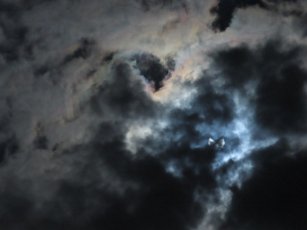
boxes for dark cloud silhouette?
[81,133,209,230]
[211,45,256,87]
[132,52,170,91]
[62,38,95,65]
[1,37,306,229]
[210,0,266,31]
[0,47,233,229]
[33,65,50,78]
[32,123,49,150]
[256,62,307,133]
[0,0,306,229]
[33,37,96,80]
[102,51,117,64]
[221,140,307,230]
[210,0,300,31]
[211,40,307,134]
[0,118,218,230]
[90,61,157,119]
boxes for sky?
[0,0,307,229]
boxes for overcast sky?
[0,0,307,229]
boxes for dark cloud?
[0,119,217,230]
[82,135,208,230]
[211,40,307,134]
[33,64,50,78]
[0,116,18,165]
[90,60,157,119]
[211,45,256,87]
[132,52,170,91]
[0,48,230,229]
[253,42,307,134]
[0,1,61,64]
[102,51,117,64]
[32,123,49,150]
[210,0,300,31]
[0,0,306,229]
[1,37,306,229]
[33,38,96,81]
[256,62,307,133]
[0,135,18,164]
[62,38,95,65]
[33,135,48,150]
[221,140,307,230]
[210,0,266,32]
[0,1,29,62]
[0,189,33,230]
[60,38,307,229]
[44,117,220,230]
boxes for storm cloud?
[0,0,307,229]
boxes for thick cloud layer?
[212,40,307,133]
[0,0,307,230]
[221,140,307,230]
[208,40,307,230]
